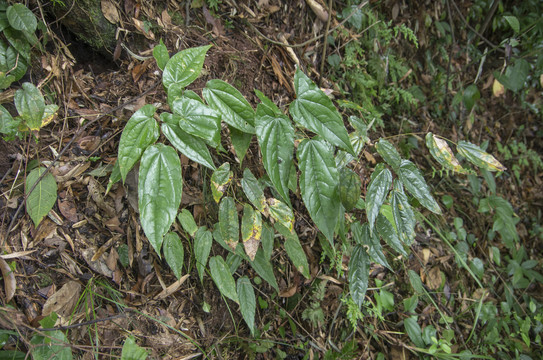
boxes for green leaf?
[209,256,239,303]
[121,337,148,360]
[338,168,361,212]
[241,204,262,261]
[30,330,73,360]
[349,245,369,307]
[210,163,233,203]
[352,222,391,270]
[3,28,30,62]
[404,317,424,348]
[106,161,121,195]
[171,97,221,147]
[503,15,520,33]
[219,196,239,251]
[261,222,274,261]
[203,79,255,133]
[237,276,256,335]
[162,45,211,89]
[229,126,253,164]
[255,89,282,116]
[194,227,213,283]
[495,59,530,92]
[457,140,506,172]
[153,39,169,71]
[425,133,469,174]
[376,213,407,256]
[161,119,216,170]
[7,4,37,33]
[0,41,28,81]
[463,84,480,112]
[375,139,402,171]
[0,104,20,139]
[177,209,198,237]
[255,114,294,204]
[267,198,294,232]
[398,159,441,214]
[163,232,184,279]
[276,223,310,279]
[41,104,59,128]
[366,164,392,233]
[26,167,57,227]
[14,82,44,130]
[241,168,266,213]
[297,139,340,242]
[249,247,279,292]
[118,104,158,182]
[391,181,415,245]
[138,144,182,255]
[408,270,425,294]
[289,69,353,153]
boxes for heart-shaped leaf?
[398,159,441,214]
[118,104,158,182]
[163,45,211,89]
[297,139,340,242]
[209,256,239,303]
[289,68,353,153]
[203,79,255,133]
[14,82,44,130]
[171,97,221,147]
[161,118,216,170]
[26,167,57,227]
[255,115,294,204]
[138,144,182,254]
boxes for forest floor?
[0,0,542,359]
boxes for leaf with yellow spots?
[40,104,59,128]
[241,169,266,213]
[457,140,506,172]
[425,133,471,174]
[241,204,262,261]
[219,196,239,251]
[267,198,294,231]
[211,162,233,203]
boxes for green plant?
[0,2,40,89]
[111,43,507,338]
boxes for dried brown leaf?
[42,280,81,317]
[0,257,16,302]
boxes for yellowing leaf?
[425,133,469,174]
[211,163,233,203]
[40,104,59,128]
[492,78,505,97]
[267,198,294,231]
[241,205,262,261]
[457,140,506,172]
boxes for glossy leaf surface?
[297,139,340,242]
[26,167,57,227]
[118,104,158,182]
[203,79,255,133]
[229,126,253,163]
[237,277,256,335]
[255,114,294,204]
[267,198,294,232]
[366,163,392,233]
[290,69,352,153]
[398,159,441,214]
[177,209,198,237]
[153,39,169,70]
[7,4,37,33]
[353,222,391,270]
[391,181,415,245]
[255,89,282,116]
[375,139,402,171]
[209,256,239,303]
[171,97,221,147]
[163,232,184,279]
[138,144,182,254]
[161,118,215,170]
[219,196,239,251]
[210,163,233,203]
[457,140,506,172]
[163,45,211,89]
[241,168,266,213]
[349,245,369,307]
[376,213,407,256]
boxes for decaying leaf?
[0,257,16,302]
[241,205,262,261]
[42,280,81,318]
